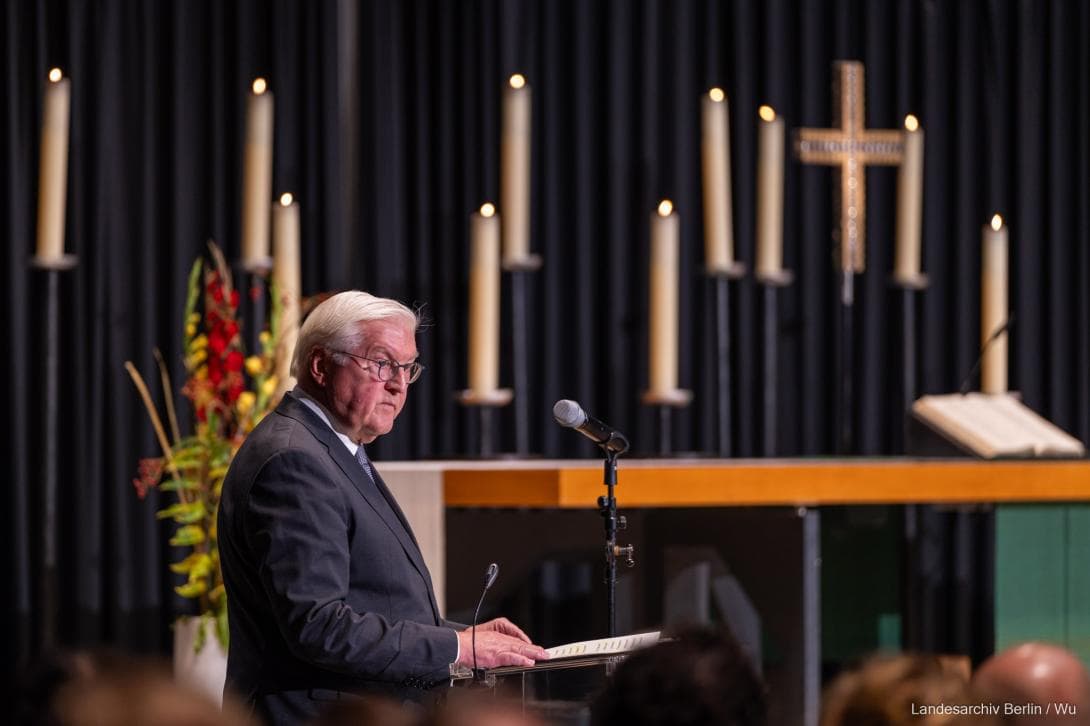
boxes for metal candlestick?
[31,252,78,650]
[705,262,745,457]
[456,389,514,458]
[641,390,692,456]
[893,272,928,450]
[756,268,793,457]
[504,256,541,455]
[239,260,271,355]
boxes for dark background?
[2,0,1087,671]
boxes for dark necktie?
[354,445,376,484]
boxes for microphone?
[553,399,630,455]
[958,315,1015,395]
[471,563,499,675]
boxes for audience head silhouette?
[591,627,767,726]
[974,642,1090,726]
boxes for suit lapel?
[277,393,438,618]
[366,463,441,621]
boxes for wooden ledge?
[441,459,1090,508]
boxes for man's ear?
[308,348,328,386]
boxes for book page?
[990,395,1085,456]
[913,394,1084,458]
[546,631,661,659]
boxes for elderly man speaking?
[218,291,547,725]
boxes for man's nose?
[385,370,409,390]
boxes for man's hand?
[473,617,532,643]
[456,618,549,669]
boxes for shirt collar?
[293,387,361,457]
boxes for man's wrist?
[450,626,461,668]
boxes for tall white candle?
[755,105,785,280]
[468,203,501,393]
[501,74,531,267]
[981,213,1008,394]
[241,78,274,269]
[272,193,301,391]
[649,200,680,394]
[895,114,924,283]
[36,68,71,263]
[702,88,735,273]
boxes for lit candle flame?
[991,214,1003,231]
[758,105,776,122]
[280,193,294,206]
[48,68,63,83]
[904,114,919,132]
[657,199,673,217]
[709,87,725,103]
[480,202,496,218]
[509,74,526,90]
[252,78,267,95]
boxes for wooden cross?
[796,61,903,273]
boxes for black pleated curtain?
[2,0,1088,669]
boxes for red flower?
[223,320,239,341]
[231,289,241,308]
[227,382,244,403]
[132,457,164,499]
[208,331,227,356]
[225,350,244,372]
[209,283,224,304]
[208,357,224,385]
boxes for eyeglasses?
[335,350,425,384]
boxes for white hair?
[290,291,419,380]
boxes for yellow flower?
[262,376,278,398]
[236,391,256,416]
[194,365,208,381]
[244,356,264,376]
[191,334,208,350]
[188,312,200,325]
[259,331,271,346]
[186,349,207,368]
[185,322,197,338]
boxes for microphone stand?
[597,436,632,637]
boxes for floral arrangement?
[126,243,282,652]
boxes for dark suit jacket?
[218,391,459,725]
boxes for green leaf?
[169,525,205,546]
[169,552,212,576]
[155,501,207,524]
[193,614,208,652]
[159,478,202,493]
[175,580,208,599]
[216,606,230,651]
[183,259,202,342]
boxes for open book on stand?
[450,630,662,681]
[909,393,1085,459]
